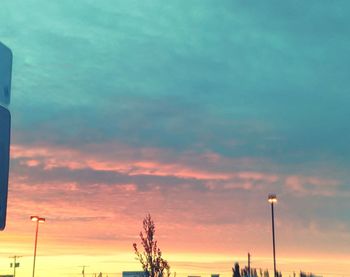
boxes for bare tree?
[133,214,170,277]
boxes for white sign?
[0,42,12,106]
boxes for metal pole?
[9,255,21,277]
[32,220,39,277]
[271,202,276,277]
[248,252,251,277]
[13,256,16,277]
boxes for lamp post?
[30,216,45,277]
[268,194,277,277]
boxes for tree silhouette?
[241,266,248,277]
[232,262,241,277]
[133,214,170,277]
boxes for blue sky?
[3,1,349,162]
[1,1,350,275]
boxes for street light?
[30,216,45,277]
[268,194,277,277]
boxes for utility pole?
[9,255,21,277]
[79,265,89,277]
[248,252,251,277]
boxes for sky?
[1,0,350,276]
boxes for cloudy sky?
[1,1,350,276]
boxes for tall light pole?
[30,216,45,277]
[268,194,277,277]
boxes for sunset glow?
[1,1,350,277]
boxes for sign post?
[0,41,12,230]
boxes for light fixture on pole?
[268,194,277,277]
[30,216,45,277]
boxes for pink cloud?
[285,175,339,196]
[11,144,277,184]
[5,137,350,277]
[6,143,348,265]
[11,143,343,200]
